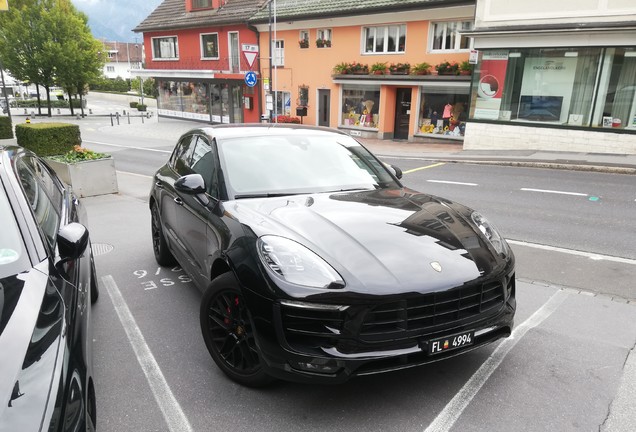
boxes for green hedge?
[12,99,86,109]
[0,117,12,139]
[15,123,81,156]
[129,101,138,108]
[137,104,147,112]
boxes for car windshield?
[219,133,399,198]
[0,184,29,279]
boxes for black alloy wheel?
[151,203,176,266]
[200,273,273,387]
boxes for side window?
[16,157,62,250]
[191,137,220,198]
[172,135,197,176]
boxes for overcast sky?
[71,0,164,42]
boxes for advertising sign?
[474,51,509,120]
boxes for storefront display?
[341,86,381,128]
[418,88,469,137]
[469,47,636,131]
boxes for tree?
[52,1,105,117]
[0,0,52,115]
[0,0,104,116]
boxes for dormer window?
[192,0,212,9]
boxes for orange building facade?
[252,4,475,141]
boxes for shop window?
[272,40,284,67]
[158,80,210,116]
[430,21,472,52]
[201,33,219,59]
[275,91,291,116]
[418,90,469,137]
[468,47,636,132]
[363,25,406,54]
[593,48,636,130]
[152,36,179,60]
[341,86,381,128]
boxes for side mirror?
[389,164,403,180]
[175,173,212,207]
[57,223,89,261]
[175,174,206,195]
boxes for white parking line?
[520,187,587,197]
[427,180,478,186]
[102,275,193,432]
[84,140,172,153]
[508,240,636,266]
[423,289,569,432]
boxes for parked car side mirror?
[175,174,212,207]
[387,164,403,179]
[57,222,89,261]
[175,174,206,195]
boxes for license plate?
[427,330,475,355]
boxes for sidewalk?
[358,137,636,175]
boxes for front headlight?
[257,236,344,289]
[471,212,509,257]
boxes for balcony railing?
[146,56,254,73]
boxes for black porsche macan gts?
[150,124,515,386]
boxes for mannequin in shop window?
[443,102,453,128]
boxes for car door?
[160,134,197,267]
[170,135,220,286]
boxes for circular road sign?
[244,71,257,88]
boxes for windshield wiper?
[233,192,306,199]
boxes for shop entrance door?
[318,89,330,126]
[394,88,411,140]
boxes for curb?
[376,155,636,175]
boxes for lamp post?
[1,58,12,125]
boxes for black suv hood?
[227,188,503,295]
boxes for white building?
[101,40,144,80]
[464,0,636,154]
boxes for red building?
[134,0,263,123]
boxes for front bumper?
[246,273,516,384]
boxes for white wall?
[464,122,636,154]
[475,0,636,28]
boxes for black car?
[150,124,515,386]
[0,146,97,430]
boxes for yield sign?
[242,44,259,69]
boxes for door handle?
[174,197,184,206]
[155,181,163,189]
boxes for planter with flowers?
[389,62,410,75]
[435,61,460,75]
[370,62,388,75]
[47,145,118,197]
[410,62,432,75]
[316,39,332,48]
[459,60,473,75]
[332,62,349,75]
[348,62,369,75]
[299,39,309,49]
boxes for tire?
[151,203,176,267]
[90,252,99,304]
[200,273,274,387]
